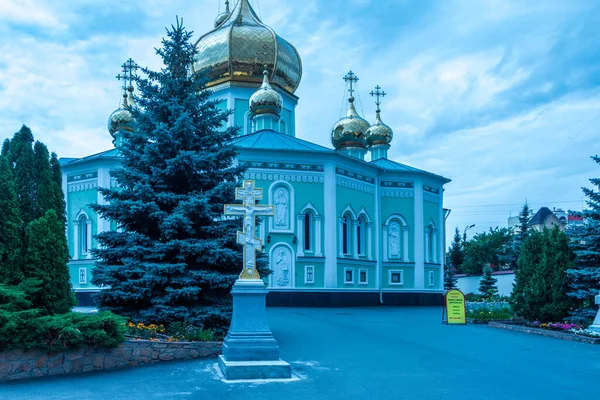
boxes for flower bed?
[466,301,513,323]
[488,321,600,344]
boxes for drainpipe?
[376,171,383,304]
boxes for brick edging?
[488,322,600,344]
[0,339,223,381]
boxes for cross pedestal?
[588,293,600,333]
[219,181,291,380]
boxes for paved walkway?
[1,307,598,400]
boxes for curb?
[488,322,600,344]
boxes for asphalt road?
[2,307,598,400]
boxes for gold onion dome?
[249,70,283,117]
[331,97,370,150]
[193,0,302,94]
[365,110,393,147]
[108,86,135,138]
[214,0,230,28]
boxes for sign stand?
[442,289,466,325]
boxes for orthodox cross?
[343,70,359,98]
[370,85,386,111]
[224,180,274,280]
[116,58,138,91]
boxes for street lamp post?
[463,224,475,243]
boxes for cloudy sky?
[1,0,599,244]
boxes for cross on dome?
[116,58,138,91]
[343,71,359,98]
[370,85,387,111]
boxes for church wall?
[424,266,441,289]
[67,187,98,259]
[423,200,440,233]
[234,98,249,131]
[382,264,415,289]
[380,196,415,262]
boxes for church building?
[60,0,451,307]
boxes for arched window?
[280,120,287,135]
[79,215,88,255]
[427,227,434,262]
[342,215,350,255]
[357,217,365,256]
[304,213,312,252]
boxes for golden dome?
[214,0,230,28]
[108,87,135,138]
[193,0,302,94]
[365,110,393,147]
[249,70,283,117]
[331,97,370,150]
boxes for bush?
[466,301,513,321]
[0,310,126,352]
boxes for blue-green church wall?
[234,98,249,130]
[424,267,440,289]
[423,200,439,232]
[382,264,415,289]
[381,196,415,261]
[67,189,98,259]
[294,260,325,288]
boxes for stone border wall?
[0,339,222,381]
[489,322,600,344]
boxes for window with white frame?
[79,215,88,255]
[429,271,435,287]
[427,227,434,262]
[342,215,351,255]
[357,217,366,256]
[344,267,354,284]
[359,268,368,285]
[79,268,87,284]
[389,270,404,285]
[304,213,312,252]
[305,265,315,284]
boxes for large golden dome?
[331,98,370,150]
[365,110,393,147]
[193,0,302,94]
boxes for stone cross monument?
[224,180,274,279]
[589,292,600,333]
[219,180,291,380]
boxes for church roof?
[60,148,122,167]
[232,130,334,153]
[370,158,451,182]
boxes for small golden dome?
[193,0,302,94]
[214,0,230,27]
[249,70,283,117]
[365,110,393,147]
[331,97,370,150]
[108,87,135,138]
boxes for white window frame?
[358,268,368,285]
[305,265,315,284]
[389,270,404,286]
[79,268,87,284]
[429,271,435,287]
[344,267,354,284]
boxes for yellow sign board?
[444,289,466,324]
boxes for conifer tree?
[511,228,576,321]
[49,152,66,222]
[567,155,600,322]
[33,142,60,221]
[91,19,259,330]
[479,265,498,300]
[518,202,532,236]
[507,202,533,271]
[23,210,76,315]
[7,126,37,225]
[1,139,10,157]
[447,227,465,273]
[443,264,458,291]
[0,156,23,284]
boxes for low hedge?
[0,310,126,352]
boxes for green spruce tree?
[567,155,600,323]
[443,264,458,291]
[91,19,262,331]
[447,227,465,273]
[23,210,75,315]
[511,228,576,321]
[1,139,10,157]
[49,152,66,222]
[7,126,37,225]
[0,156,23,284]
[478,265,498,300]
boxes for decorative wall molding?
[241,161,323,172]
[424,193,440,204]
[336,177,375,194]
[244,171,324,184]
[423,185,440,194]
[67,172,98,183]
[68,182,98,193]
[335,167,375,184]
[381,190,414,198]
[381,181,414,188]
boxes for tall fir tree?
[567,155,600,322]
[1,139,10,157]
[508,202,533,270]
[7,126,37,225]
[518,201,532,236]
[478,265,498,300]
[91,19,261,330]
[23,210,76,315]
[33,142,61,221]
[447,227,465,273]
[443,265,458,291]
[511,228,576,321]
[0,156,23,284]
[49,152,66,222]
